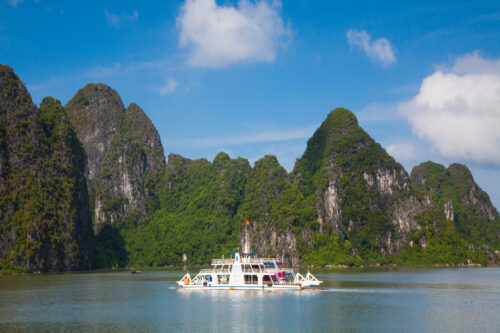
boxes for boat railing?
[244,258,282,264]
[199,268,231,274]
[240,267,294,274]
[242,268,257,273]
[263,268,294,274]
[200,267,294,274]
[211,259,234,265]
[211,257,283,265]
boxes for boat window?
[263,275,276,282]
[244,275,258,285]
[217,275,229,285]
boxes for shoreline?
[2,262,499,276]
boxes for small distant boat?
[177,221,322,290]
[130,268,141,274]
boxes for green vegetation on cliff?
[238,155,310,233]
[123,152,250,266]
[411,161,500,248]
[235,155,313,263]
[396,161,500,265]
[0,66,91,272]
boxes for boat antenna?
[244,220,251,253]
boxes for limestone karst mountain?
[292,108,414,260]
[65,84,165,231]
[1,65,499,272]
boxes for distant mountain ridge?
[1,65,499,272]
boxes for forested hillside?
[123,152,250,266]
[0,66,91,273]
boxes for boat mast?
[244,220,251,253]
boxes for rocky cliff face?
[0,65,91,272]
[65,84,124,180]
[292,108,420,258]
[65,85,165,231]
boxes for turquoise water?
[1,267,499,332]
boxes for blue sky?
[1,0,500,209]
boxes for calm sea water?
[0,267,499,332]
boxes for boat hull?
[177,284,306,290]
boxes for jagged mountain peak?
[0,64,14,72]
[294,108,362,170]
[40,96,62,108]
[167,153,191,164]
[65,83,125,180]
[324,107,359,130]
[71,83,123,104]
[448,163,474,183]
[0,64,37,116]
[125,102,154,125]
[123,102,165,170]
[0,64,45,168]
[410,161,476,192]
[255,154,280,165]
[65,83,124,125]
[213,151,231,165]
[0,64,17,82]
[294,107,407,195]
[411,160,498,222]
[410,161,447,191]
[254,154,286,174]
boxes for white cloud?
[159,77,178,96]
[347,29,396,66]
[104,10,138,29]
[449,51,500,74]
[399,52,500,166]
[177,0,290,68]
[385,142,418,166]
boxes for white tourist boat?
[177,223,322,290]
